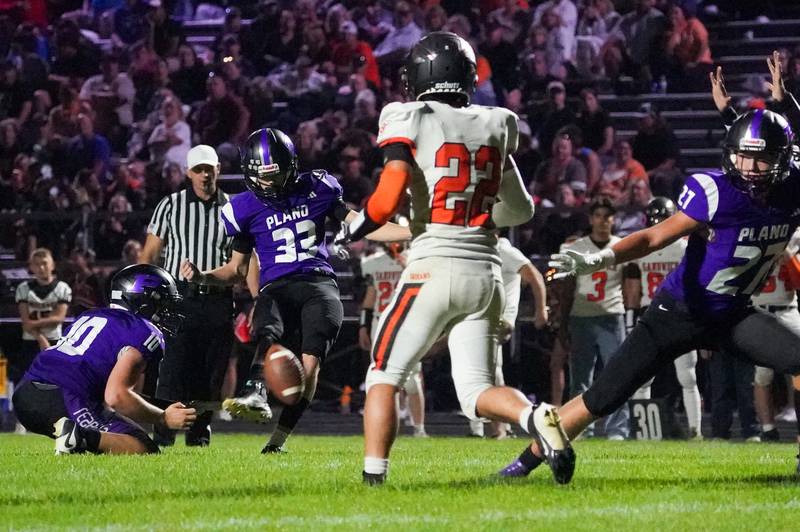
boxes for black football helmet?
[723,109,793,197]
[645,197,676,227]
[109,264,183,336]
[402,31,477,105]
[240,128,299,203]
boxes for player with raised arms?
[181,128,409,454]
[12,264,196,455]
[335,31,574,485]
[504,108,800,476]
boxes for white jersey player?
[359,245,427,437]
[335,31,573,485]
[751,228,800,440]
[622,197,703,439]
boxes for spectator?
[576,88,614,157]
[335,141,374,208]
[66,112,112,182]
[49,21,99,84]
[332,21,380,88]
[113,0,151,46]
[597,139,648,203]
[424,4,448,34]
[95,192,137,260]
[352,89,379,133]
[192,74,250,148]
[631,104,679,173]
[13,248,71,389]
[520,52,554,98]
[664,3,712,92]
[537,183,590,254]
[262,9,303,69]
[574,0,614,79]
[532,132,587,205]
[62,247,103,316]
[357,0,394,47]
[513,120,542,189]
[0,61,32,123]
[488,0,531,47]
[561,125,602,194]
[148,2,180,57]
[481,21,519,97]
[540,7,574,78]
[48,86,83,140]
[374,1,422,64]
[535,80,577,158]
[295,119,327,171]
[169,44,209,106]
[302,23,331,65]
[147,96,191,168]
[79,54,135,144]
[0,118,21,177]
[602,0,667,91]
[615,179,652,235]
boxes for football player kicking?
[12,264,196,455]
[181,128,409,454]
[335,32,574,485]
[503,108,800,477]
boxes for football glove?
[548,248,615,279]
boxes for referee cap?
[187,145,219,170]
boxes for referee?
[140,144,233,447]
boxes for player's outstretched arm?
[105,347,197,430]
[550,212,701,278]
[493,156,535,227]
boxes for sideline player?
[360,241,428,437]
[12,264,196,454]
[470,234,548,438]
[182,128,409,453]
[623,197,703,439]
[505,108,800,476]
[335,32,574,485]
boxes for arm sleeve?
[133,321,166,362]
[56,282,72,304]
[147,196,171,239]
[219,199,243,237]
[492,155,535,227]
[677,173,719,223]
[231,233,255,254]
[15,282,28,304]
[319,172,349,222]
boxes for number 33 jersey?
[220,171,341,286]
[661,169,800,315]
[377,100,519,265]
[24,308,164,398]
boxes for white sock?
[468,418,484,437]
[682,386,702,435]
[518,405,533,434]
[268,427,290,448]
[364,456,389,475]
[763,423,775,432]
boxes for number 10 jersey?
[377,100,519,266]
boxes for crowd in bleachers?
[0,0,783,267]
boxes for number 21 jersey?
[377,100,518,265]
[661,169,800,315]
[220,171,340,286]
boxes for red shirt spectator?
[332,21,380,87]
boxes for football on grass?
[264,344,305,405]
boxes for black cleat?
[362,471,386,485]
[527,403,576,484]
[261,444,286,454]
[761,428,780,442]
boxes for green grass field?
[3,434,800,531]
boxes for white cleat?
[222,381,273,423]
[529,403,576,484]
[53,417,81,455]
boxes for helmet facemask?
[722,145,791,198]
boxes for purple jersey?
[661,169,800,315]
[220,170,342,286]
[24,308,164,400]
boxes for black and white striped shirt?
[147,187,232,280]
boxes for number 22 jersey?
[661,169,800,316]
[220,171,342,286]
[377,100,519,265]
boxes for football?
[264,343,305,405]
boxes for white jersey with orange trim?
[753,228,800,307]
[498,237,530,324]
[562,235,624,317]
[361,249,405,332]
[376,100,520,266]
[635,238,686,307]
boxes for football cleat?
[53,417,82,455]
[796,452,800,475]
[527,403,576,484]
[761,428,780,442]
[498,459,533,478]
[222,380,273,423]
[261,444,286,454]
[362,471,386,486]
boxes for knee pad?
[754,366,775,387]
[403,372,421,395]
[364,365,402,393]
[455,381,493,421]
